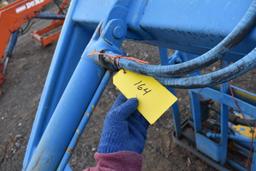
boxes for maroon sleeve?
[84,151,143,171]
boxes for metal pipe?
[23,0,81,167]
[3,31,19,74]
[227,159,248,171]
[206,132,255,145]
[35,12,65,20]
[6,31,18,57]
[25,56,105,171]
[57,71,111,170]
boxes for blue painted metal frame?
[188,82,256,170]
[57,71,111,170]
[24,0,130,170]
[190,86,256,170]
[164,50,256,170]
[159,48,181,138]
[23,0,92,168]
[73,0,256,61]
[23,0,256,170]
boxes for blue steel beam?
[159,48,181,137]
[23,0,92,168]
[219,83,229,164]
[25,0,131,170]
[191,88,256,118]
[25,56,105,170]
[72,0,256,61]
[58,71,111,170]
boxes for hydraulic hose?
[155,48,256,88]
[117,0,256,77]
[35,13,65,20]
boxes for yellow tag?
[113,70,177,124]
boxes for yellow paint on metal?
[231,113,256,139]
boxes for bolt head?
[113,26,125,39]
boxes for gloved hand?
[98,94,149,154]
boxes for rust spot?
[66,148,73,155]
[31,149,44,170]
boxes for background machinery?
[0,0,68,86]
[22,0,256,170]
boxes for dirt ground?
[0,19,255,171]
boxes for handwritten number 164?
[134,81,152,95]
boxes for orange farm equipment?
[0,0,69,86]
